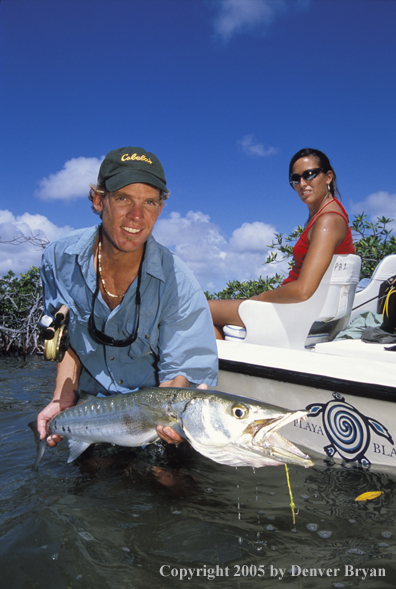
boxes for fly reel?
[39,305,70,362]
[44,323,70,362]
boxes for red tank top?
[282,199,355,285]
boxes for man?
[37,146,218,448]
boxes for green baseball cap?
[98,146,168,193]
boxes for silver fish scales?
[29,387,314,469]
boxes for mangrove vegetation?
[1,214,396,355]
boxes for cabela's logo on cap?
[121,152,153,165]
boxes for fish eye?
[232,403,248,419]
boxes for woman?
[209,148,355,339]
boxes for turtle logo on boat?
[306,393,394,466]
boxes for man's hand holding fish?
[36,146,218,450]
[31,387,314,470]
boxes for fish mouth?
[244,410,314,468]
[259,431,314,467]
[242,409,308,437]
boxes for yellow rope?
[285,464,296,525]
[383,286,396,321]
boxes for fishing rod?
[351,275,396,313]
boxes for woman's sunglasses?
[289,168,325,187]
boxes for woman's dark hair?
[289,148,341,199]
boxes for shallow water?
[1,356,396,589]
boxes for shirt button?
[145,333,150,339]
[110,357,115,361]
[118,379,123,385]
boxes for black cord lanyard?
[88,229,146,347]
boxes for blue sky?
[1,0,395,292]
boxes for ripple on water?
[307,523,319,531]
[2,360,396,589]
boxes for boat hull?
[217,355,396,468]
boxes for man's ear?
[92,192,104,213]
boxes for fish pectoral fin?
[67,440,91,463]
[138,403,174,422]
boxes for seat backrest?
[237,254,361,349]
[350,254,396,321]
[317,254,361,321]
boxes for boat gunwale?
[219,358,396,404]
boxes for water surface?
[1,356,395,588]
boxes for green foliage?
[263,226,305,269]
[205,226,305,299]
[2,212,396,350]
[205,274,285,300]
[351,214,396,277]
[0,267,43,355]
[205,213,396,300]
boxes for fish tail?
[28,420,47,470]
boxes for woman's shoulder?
[311,199,349,226]
[308,200,350,241]
[326,198,348,214]
[313,209,347,229]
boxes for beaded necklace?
[89,228,146,347]
[98,238,126,298]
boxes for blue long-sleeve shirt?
[41,226,218,394]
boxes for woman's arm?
[209,213,348,335]
[254,213,348,303]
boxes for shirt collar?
[143,235,165,283]
[64,225,99,263]
[64,226,99,292]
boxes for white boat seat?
[224,254,361,350]
[350,254,396,321]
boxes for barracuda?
[29,388,314,469]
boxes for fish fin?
[130,402,182,438]
[28,420,47,470]
[28,420,40,442]
[67,440,91,463]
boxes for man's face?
[93,183,163,254]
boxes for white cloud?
[0,206,286,293]
[212,0,310,42]
[35,156,103,201]
[153,210,282,292]
[238,134,278,158]
[0,210,73,276]
[229,221,275,252]
[350,191,396,232]
[213,0,283,41]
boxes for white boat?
[215,254,396,468]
